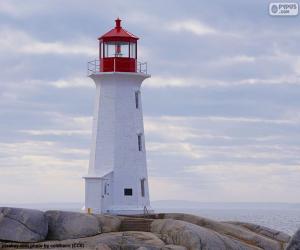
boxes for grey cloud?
[0,0,300,203]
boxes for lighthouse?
[83,19,152,215]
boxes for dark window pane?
[141,179,145,197]
[138,134,142,151]
[124,188,133,196]
[135,91,139,109]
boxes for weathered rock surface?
[286,228,300,250]
[160,213,289,250]
[0,208,292,250]
[0,207,48,242]
[0,231,165,250]
[151,218,261,250]
[96,214,122,233]
[163,244,187,250]
[226,221,290,246]
[45,210,101,240]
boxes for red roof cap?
[98,18,139,42]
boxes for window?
[103,42,129,58]
[124,188,133,196]
[130,42,136,58]
[104,183,109,195]
[138,134,142,151]
[99,42,102,58]
[135,91,139,109]
[104,42,115,57]
[141,178,145,197]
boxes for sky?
[0,0,300,204]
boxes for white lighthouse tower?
[83,18,152,215]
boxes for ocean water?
[155,208,300,235]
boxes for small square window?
[124,188,133,196]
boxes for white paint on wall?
[84,72,152,214]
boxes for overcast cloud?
[0,0,300,204]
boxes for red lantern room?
[98,18,139,72]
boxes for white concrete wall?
[85,72,151,214]
[84,177,103,214]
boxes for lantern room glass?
[101,41,136,59]
[130,43,136,58]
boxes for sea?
[155,208,300,236]
[153,201,300,236]
[1,201,299,236]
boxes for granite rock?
[286,228,300,250]
[161,213,286,250]
[0,231,165,250]
[0,207,48,242]
[45,210,101,240]
[151,218,261,250]
[226,221,290,246]
[96,214,122,233]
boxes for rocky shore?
[0,207,299,250]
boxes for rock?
[227,221,291,243]
[163,244,187,250]
[286,228,300,250]
[0,231,165,250]
[96,215,122,233]
[0,207,48,242]
[151,219,261,250]
[95,243,111,250]
[0,208,292,250]
[45,210,101,240]
[161,213,284,250]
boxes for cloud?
[1,0,300,204]
[42,113,92,130]
[149,177,192,200]
[143,74,300,88]
[21,41,95,56]
[144,76,223,88]
[147,142,204,159]
[0,140,88,203]
[167,19,217,36]
[0,28,95,56]
[50,77,93,88]
[238,75,300,85]
[0,1,44,17]
[185,163,300,177]
[0,141,89,163]
[20,129,90,136]
[145,115,300,128]
[145,115,300,170]
[211,55,256,66]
